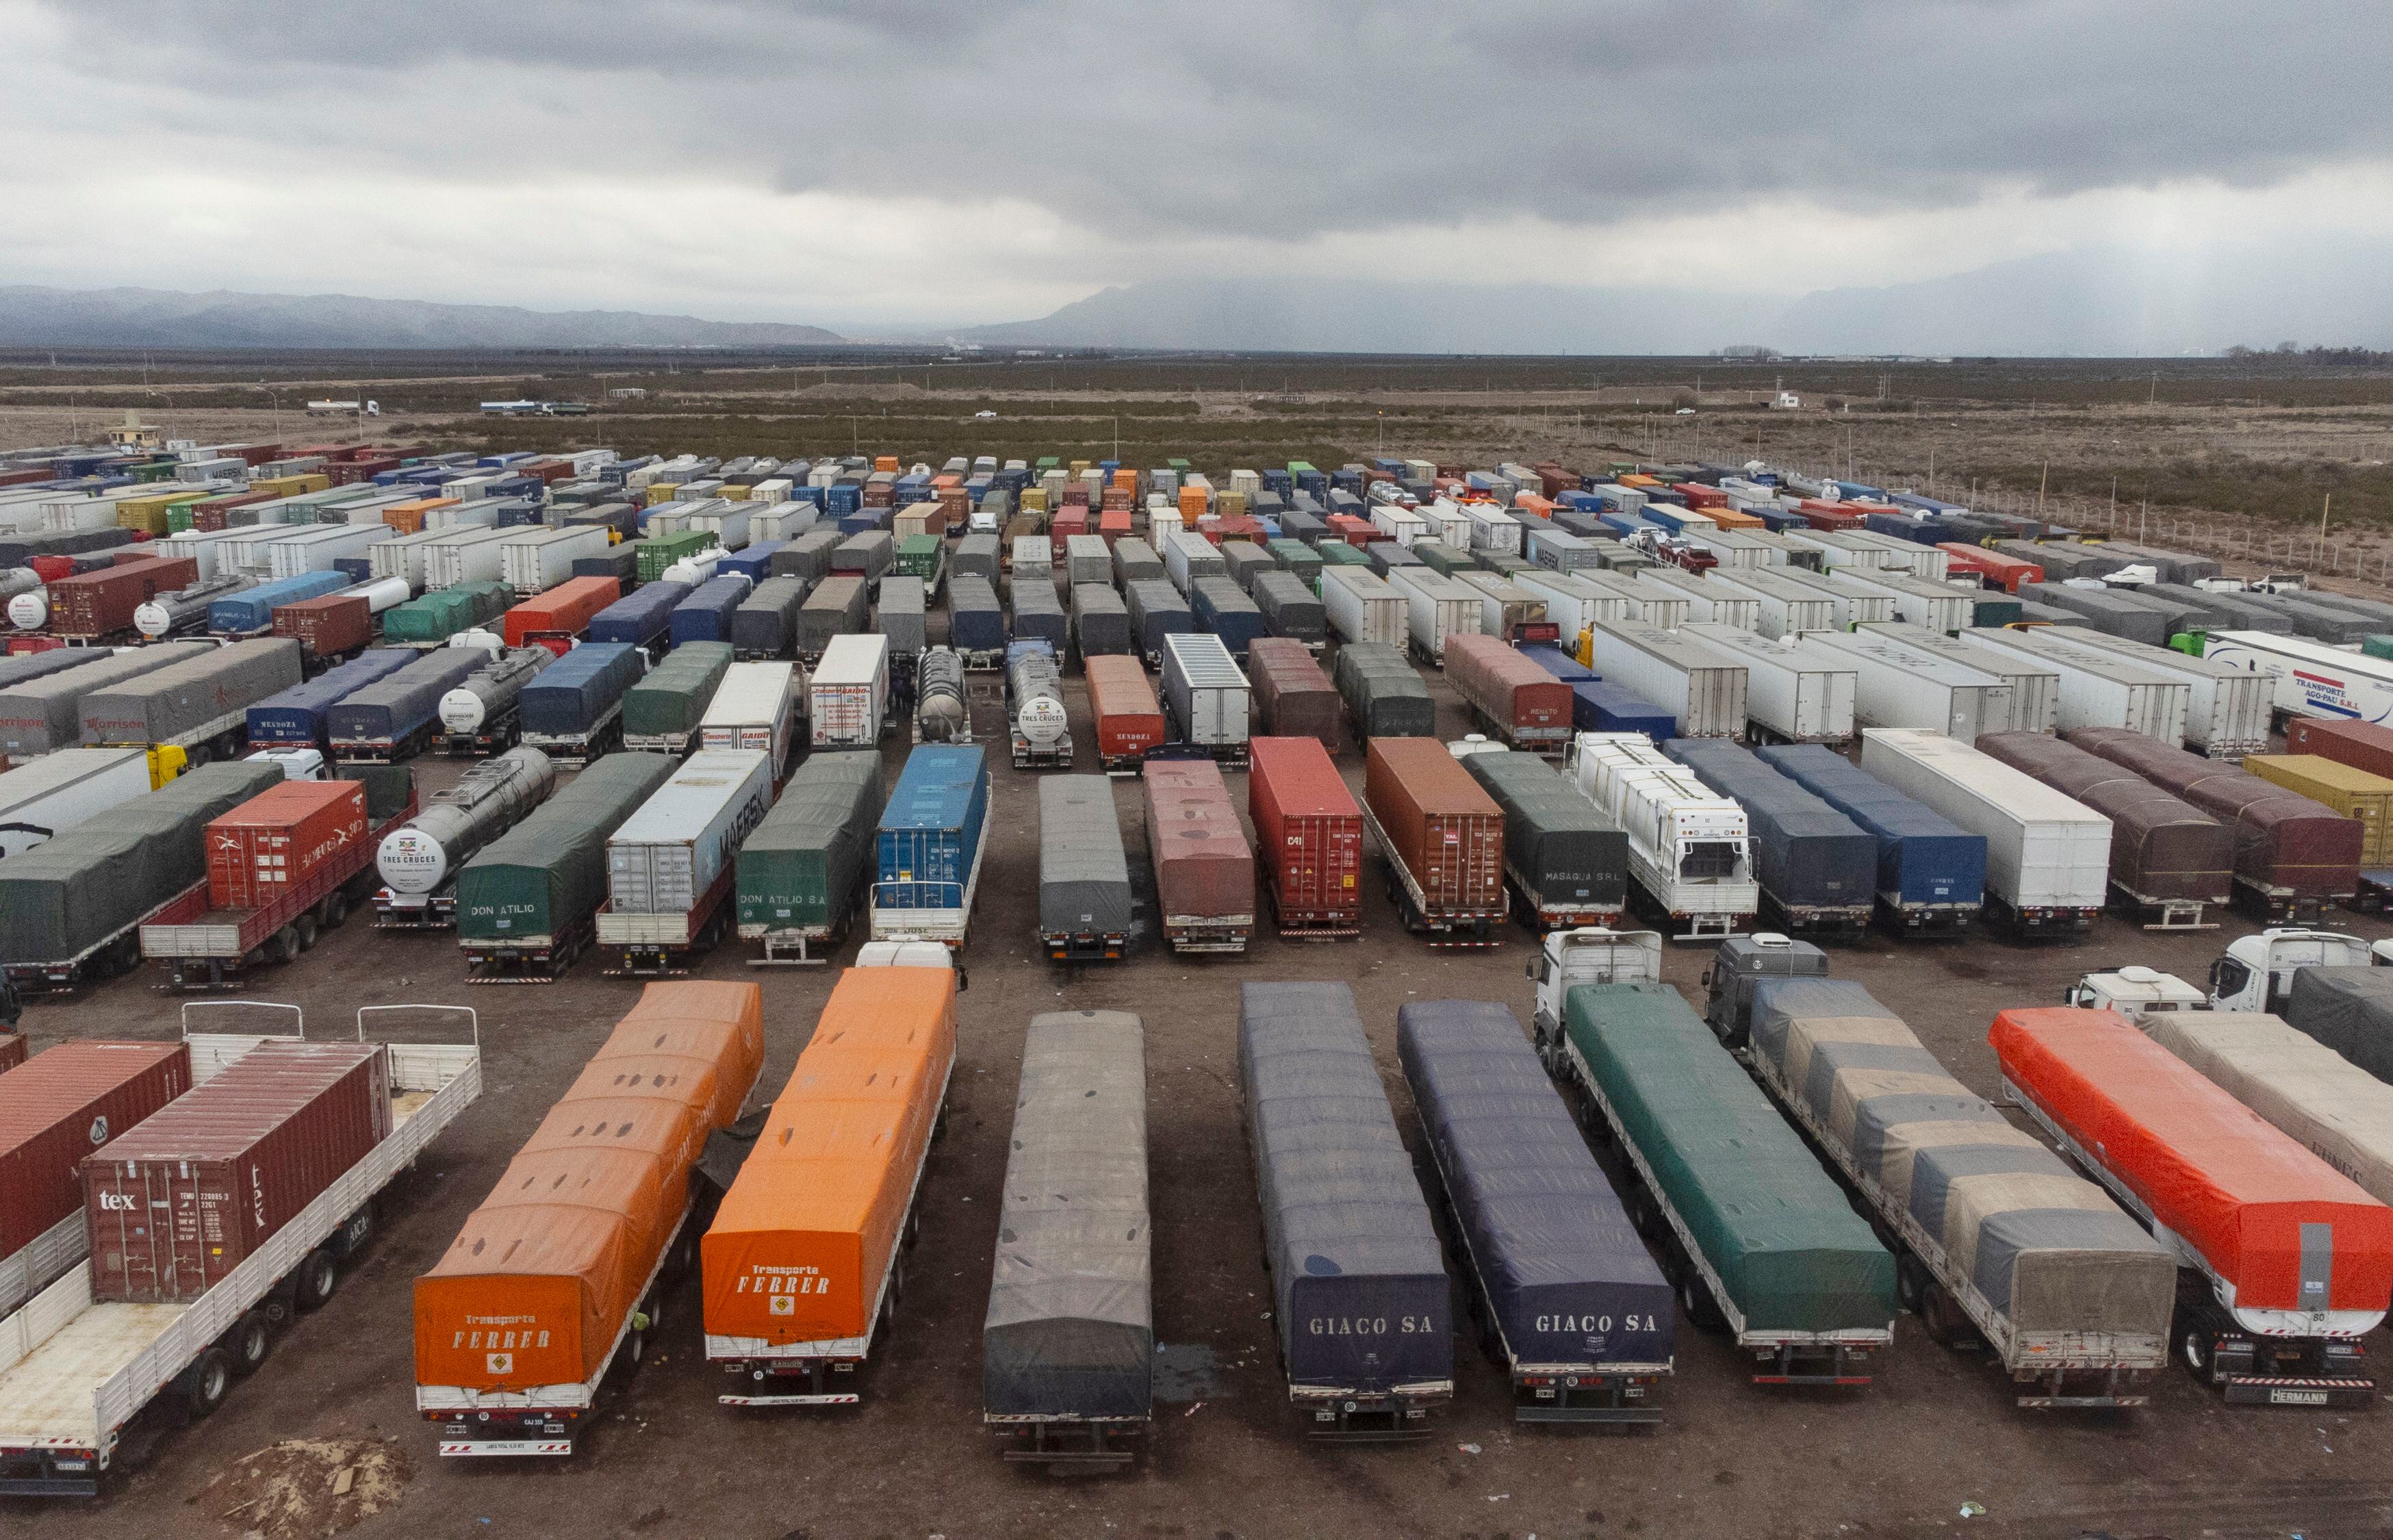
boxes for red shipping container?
[0,1042,190,1256]
[229,443,283,467]
[1143,758,1255,933]
[1085,655,1164,767]
[84,1040,392,1302]
[1365,737,1505,917]
[1248,735,1363,930]
[1678,485,1728,511]
[1991,1006,2393,1313]
[0,1034,25,1075]
[1099,509,1131,546]
[1051,509,1091,541]
[45,556,199,637]
[1444,633,1572,743]
[2284,718,2393,784]
[205,778,368,910]
[1800,501,1864,530]
[25,555,81,584]
[189,491,273,526]
[502,576,621,650]
[1326,515,1376,548]
[1247,637,1341,748]
[271,592,372,659]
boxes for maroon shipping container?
[1248,735,1363,932]
[1143,758,1255,949]
[45,556,201,637]
[0,1034,25,1075]
[1978,732,2231,903]
[270,592,372,660]
[1364,737,1506,924]
[2066,727,2363,899]
[2285,717,2393,784]
[1085,655,1166,769]
[84,1040,391,1302]
[0,1042,190,1256]
[205,778,369,910]
[1247,638,1342,749]
[1444,633,1572,749]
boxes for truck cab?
[1527,927,1663,1046]
[2064,965,2209,1025]
[1702,933,1829,1049]
[2208,928,2389,1014]
[854,940,967,988]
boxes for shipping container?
[1444,634,1572,752]
[1143,758,1253,953]
[1752,744,1985,932]
[1992,1005,2393,1406]
[1956,627,2190,745]
[1585,620,1747,740]
[619,639,730,754]
[1398,999,1671,1422]
[1246,637,1340,748]
[1038,776,1132,962]
[38,557,200,640]
[0,1041,191,1314]
[518,641,643,765]
[207,573,345,636]
[455,751,677,978]
[2067,726,2362,916]
[1075,654,1160,773]
[1365,736,1506,940]
[502,576,621,653]
[1160,633,1249,758]
[984,1010,1150,1465]
[1858,729,2111,935]
[1665,739,1877,934]
[2284,717,2393,784]
[1797,630,2010,741]
[734,751,884,962]
[2242,755,2393,864]
[1746,983,2171,1402]
[1331,642,1433,742]
[419,983,762,1450]
[1240,982,1451,1433]
[604,745,771,925]
[870,745,993,947]
[1549,982,1896,1382]
[84,1041,389,1302]
[1246,736,1361,934]
[203,778,368,910]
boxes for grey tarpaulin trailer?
[983,1010,1150,1470]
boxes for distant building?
[1770,391,1802,410]
[608,386,646,399]
[106,410,162,450]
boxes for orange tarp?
[702,966,957,1347]
[1991,1007,2393,1313]
[414,982,763,1391]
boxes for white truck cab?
[2208,928,2390,1014]
[1527,926,1664,1041]
[853,940,967,987]
[2064,964,2210,1024]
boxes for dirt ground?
[5,650,2393,1540]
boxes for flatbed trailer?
[0,1003,481,1496]
[139,791,418,988]
[710,1058,954,1405]
[596,868,736,977]
[867,812,992,951]
[1359,804,1507,947]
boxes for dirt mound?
[192,1437,411,1539]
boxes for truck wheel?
[110,932,143,977]
[293,1248,340,1311]
[1896,1256,1928,1315]
[320,890,350,929]
[294,914,320,952]
[2181,1329,2211,1377]
[270,927,301,966]
[1679,1274,1724,1332]
[1917,1281,1957,1346]
[222,1310,272,1376]
[185,1348,233,1418]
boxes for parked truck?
[373,747,556,927]
[1400,997,1672,1423]
[455,751,676,982]
[1858,728,2110,938]
[0,745,188,859]
[2206,630,2393,727]
[1665,738,1877,936]
[417,984,752,1456]
[1242,981,1453,1436]
[1038,775,1133,963]
[1363,736,1508,945]
[734,750,884,965]
[1541,978,1897,1384]
[1976,731,2233,929]
[1565,733,1757,940]
[517,641,643,767]
[1143,758,1254,954]
[1585,620,1747,740]
[1752,743,1986,935]
[1992,1005,2393,1407]
[1,1002,480,1493]
[1460,747,1628,931]
[140,772,419,988]
[869,744,992,951]
[81,637,303,765]
[704,967,954,1407]
[597,747,772,975]
[1957,627,2192,745]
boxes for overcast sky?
[5,0,2391,335]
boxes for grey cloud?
[31,0,2393,240]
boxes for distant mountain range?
[960,239,2393,357]
[0,285,843,350]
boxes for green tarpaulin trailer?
[734,752,885,964]
[453,750,677,981]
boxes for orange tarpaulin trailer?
[414,981,763,1396]
[704,966,956,1360]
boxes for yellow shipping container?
[2244,754,2393,864]
[1218,490,1247,519]
[251,473,331,498]
[719,484,752,501]
[645,483,680,506]
[1020,487,1048,514]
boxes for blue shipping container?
[875,744,990,907]
[717,542,785,583]
[519,641,643,739]
[209,572,346,634]
[1754,744,1987,912]
[245,647,415,748]
[587,581,690,649]
[326,646,487,749]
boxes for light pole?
[1112,417,1119,463]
